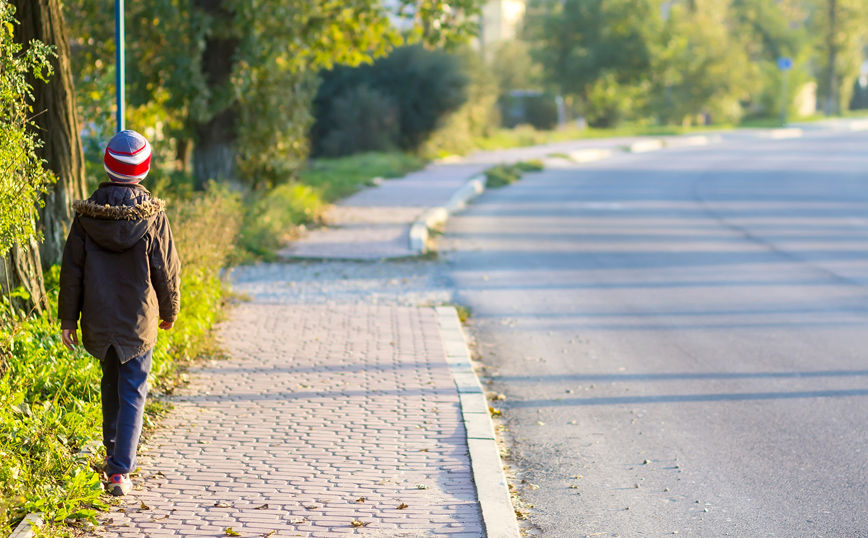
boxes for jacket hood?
[73,183,166,252]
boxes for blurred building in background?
[476,0,526,59]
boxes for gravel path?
[229,260,454,307]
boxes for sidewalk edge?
[10,513,43,538]
[409,174,487,253]
[434,306,520,538]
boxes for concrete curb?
[757,127,804,139]
[628,139,665,153]
[409,174,487,253]
[434,306,520,538]
[10,513,43,538]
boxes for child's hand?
[159,320,174,330]
[61,329,78,350]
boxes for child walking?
[58,130,181,496]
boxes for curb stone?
[10,513,43,538]
[410,174,487,253]
[435,306,520,538]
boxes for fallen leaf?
[288,517,306,524]
[355,497,365,503]
[351,519,369,527]
[140,502,150,511]
[419,448,429,452]
[224,527,241,536]
[416,484,428,490]
[528,484,540,490]
[214,501,233,508]
[254,504,268,510]
[536,421,546,426]
[643,459,652,465]
[304,505,319,510]
[263,531,276,537]
[397,503,409,509]
[489,406,502,417]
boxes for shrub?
[484,160,544,188]
[312,45,469,156]
[238,183,326,260]
[317,85,399,157]
[420,48,501,159]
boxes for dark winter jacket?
[58,182,181,363]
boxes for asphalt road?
[441,131,868,538]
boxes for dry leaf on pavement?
[351,519,369,527]
[139,502,150,511]
[254,504,269,510]
[397,503,409,509]
[224,527,241,536]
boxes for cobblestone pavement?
[101,303,482,537]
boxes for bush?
[0,186,241,535]
[312,45,469,156]
[317,85,399,157]
[419,48,501,159]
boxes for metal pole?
[779,69,789,126]
[115,0,125,132]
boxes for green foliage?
[0,4,56,257]
[525,0,657,126]
[420,47,501,158]
[809,0,868,115]
[650,1,760,125]
[490,40,543,95]
[312,45,469,156]
[300,152,427,202]
[237,184,326,261]
[234,152,426,260]
[0,187,241,535]
[523,0,868,126]
[64,0,481,188]
[317,85,401,157]
[484,160,543,188]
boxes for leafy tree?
[63,0,482,190]
[0,1,55,311]
[525,0,658,126]
[11,0,89,268]
[809,0,868,115]
[651,0,761,125]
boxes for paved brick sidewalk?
[100,304,482,537]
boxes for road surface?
[442,131,868,537]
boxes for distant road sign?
[778,57,793,71]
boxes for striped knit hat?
[104,130,152,183]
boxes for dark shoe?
[107,474,132,496]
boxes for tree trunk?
[193,108,241,190]
[12,0,88,269]
[191,0,241,190]
[0,238,49,315]
[824,0,839,116]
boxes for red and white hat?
[104,130,152,183]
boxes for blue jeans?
[100,346,152,476]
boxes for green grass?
[484,160,545,188]
[299,152,427,203]
[472,111,868,154]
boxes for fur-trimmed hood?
[73,197,165,220]
[73,183,167,253]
